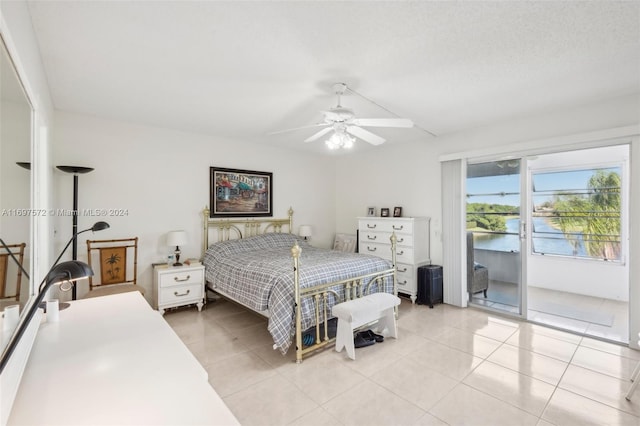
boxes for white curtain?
[441,159,467,307]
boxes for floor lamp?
[57,165,94,300]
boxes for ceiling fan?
[272,83,414,149]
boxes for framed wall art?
[209,167,273,217]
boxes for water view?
[474,217,587,256]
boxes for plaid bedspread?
[203,233,392,354]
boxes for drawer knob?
[397,238,404,243]
[397,267,408,272]
[397,250,404,255]
[367,246,377,252]
[367,224,377,229]
[399,280,407,285]
[174,289,191,297]
[367,235,377,240]
[174,275,191,282]
[392,225,404,230]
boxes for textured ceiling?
[25,1,640,155]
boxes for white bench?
[331,292,401,360]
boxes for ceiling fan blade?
[268,123,327,135]
[351,118,413,128]
[304,127,334,143]
[346,126,386,146]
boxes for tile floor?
[471,280,629,344]
[165,298,640,426]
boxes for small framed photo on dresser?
[380,208,390,217]
[393,207,402,217]
[367,207,376,217]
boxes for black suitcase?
[416,265,443,308]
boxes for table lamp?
[167,231,188,266]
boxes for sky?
[467,167,621,207]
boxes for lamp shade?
[42,260,94,292]
[167,230,188,247]
[299,225,312,238]
[90,221,110,232]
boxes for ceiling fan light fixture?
[325,131,355,150]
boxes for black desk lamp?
[0,260,94,374]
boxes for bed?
[201,207,398,362]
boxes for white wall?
[334,139,441,258]
[0,101,31,243]
[51,111,336,303]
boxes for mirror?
[0,34,33,328]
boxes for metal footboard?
[291,234,398,363]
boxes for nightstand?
[153,263,205,315]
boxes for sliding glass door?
[527,146,629,343]
[466,160,524,315]
[463,145,629,344]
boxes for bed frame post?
[390,232,398,296]
[390,232,399,316]
[291,242,303,364]
[202,206,210,259]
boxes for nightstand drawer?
[159,268,204,288]
[160,283,203,305]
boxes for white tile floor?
[471,280,629,344]
[165,298,640,426]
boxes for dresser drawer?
[358,219,413,235]
[396,275,415,294]
[360,231,414,247]
[159,268,204,288]
[159,283,203,305]
[360,242,415,263]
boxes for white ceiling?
[25,1,640,155]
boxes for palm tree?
[105,252,122,279]
[552,170,621,260]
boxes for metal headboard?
[201,206,294,258]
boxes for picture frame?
[380,208,390,217]
[210,167,272,217]
[393,206,402,217]
[367,207,376,217]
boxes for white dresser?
[358,216,430,303]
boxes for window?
[466,161,521,252]
[531,167,621,261]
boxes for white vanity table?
[7,292,238,425]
